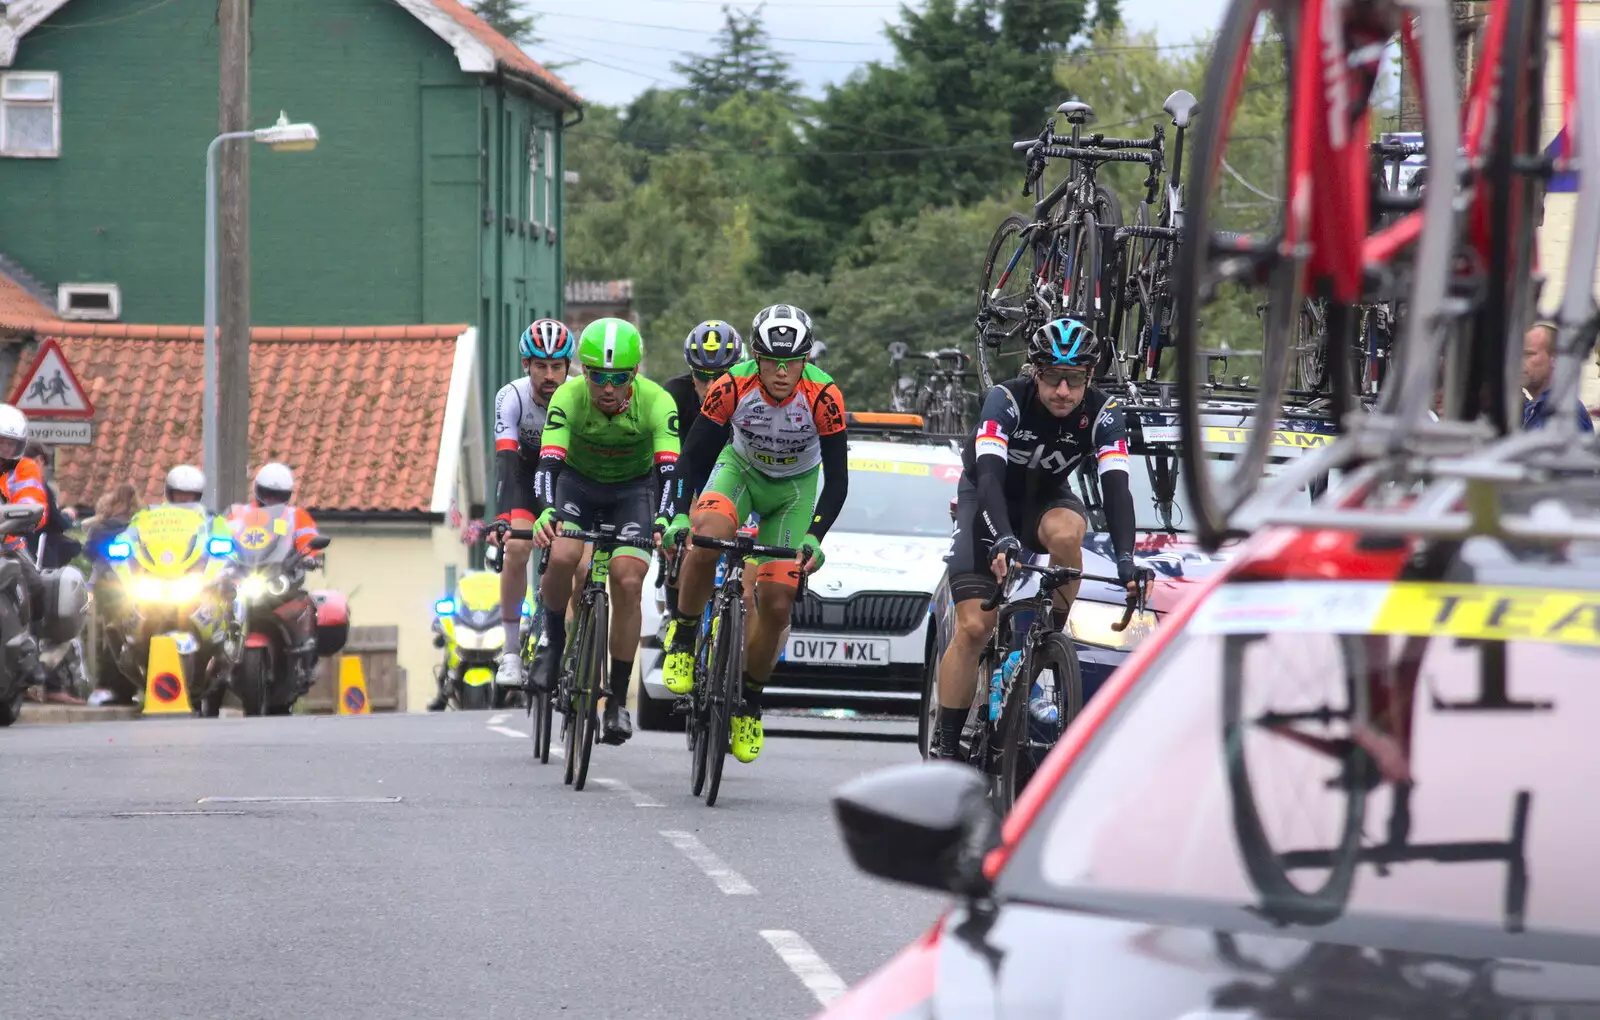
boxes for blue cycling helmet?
[520,318,574,359]
[684,319,744,373]
[1028,317,1100,368]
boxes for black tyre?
[573,592,607,792]
[562,609,589,786]
[1221,633,1371,925]
[1174,0,1299,550]
[917,632,938,759]
[1461,0,1543,431]
[236,647,269,717]
[995,633,1082,813]
[978,213,1040,389]
[460,680,490,711]
[0,687,22,727]
[1064,212,1101,330]
[704,600,744,808]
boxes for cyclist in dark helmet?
[663,319,745,437]
[929,316,1138,760]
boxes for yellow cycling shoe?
[662,620,695,695]
[731,713,763,763]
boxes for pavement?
[0,707,944,1019]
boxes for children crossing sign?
[9,338,94,426]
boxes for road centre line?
[488,713,509,725]
[659,830,757,895]
[489,725,527,740]
[593,777,664,807]
[759,930,848,1006]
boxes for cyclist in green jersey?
[528,318,683,745]
[660,304,849,764]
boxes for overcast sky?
[523,0,1226,108]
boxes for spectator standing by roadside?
[24,442,81,568]
[1522,321,1596,431]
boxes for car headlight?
[1068,600,1158,650]
[456,625,505,651]
[239,574,268,599]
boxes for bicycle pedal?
[671,698,691,715]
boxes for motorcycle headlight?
[267,575,290,596]
[169,576,203,604]
[1067,600,1158,651]
[457,625,505,651]
[240,574,268,599]
[134,577,164,602]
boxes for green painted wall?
[0,0,566,382]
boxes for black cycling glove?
[1116,554,1138,586]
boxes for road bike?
[935,559,1151,813]
[977,100,1161,388]
[669,531,806,808]
[887,343,978,433]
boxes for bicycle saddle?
[1056,100,1095,124]
[1164,89,1198,129]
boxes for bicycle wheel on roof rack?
[979,214,1050,389]
[1173,0,1299,550]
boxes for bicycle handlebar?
[690,533,804,561]
[1037,145,1157,166]
[980,559,1155,627]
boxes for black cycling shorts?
[551,471,655,562]
[946,475,1087,605]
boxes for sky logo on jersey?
[1097,438,1130,472]
[974,421,1008,460]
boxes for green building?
[0,0,581,398]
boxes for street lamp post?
[203,111,320,511]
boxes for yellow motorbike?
[101,505,237,715]
[431,571,526,710]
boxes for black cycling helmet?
[1028,317,1100,369]
[684,320,744,374]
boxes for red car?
[825,524,1600,1018]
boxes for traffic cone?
[142,635,190,715]
[337,655,370,715]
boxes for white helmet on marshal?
[254,462,295,505]
[0,404,28,461]
[165,464,205,499]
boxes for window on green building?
[0,72,60,158]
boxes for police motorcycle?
[222,503,344,716]
[0,504,89,726]
[100,502,237,716]
[431,570,530,710]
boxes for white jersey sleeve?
[493,377,545,456]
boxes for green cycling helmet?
[577,318,644,371]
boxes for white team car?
[634,414,964,730]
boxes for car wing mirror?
[832,762,999,897]
[309,536,332,551]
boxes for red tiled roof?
[429,0,582,107]
[3,326,469,514]
[0,273,53,329]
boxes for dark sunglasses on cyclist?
[1037,367,1090,389]
[691,367,722,382]
[586,368,635,387]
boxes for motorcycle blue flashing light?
[521,599,532,616]
[207,537,235,557]
[107,541,132,561]
[435,598,456,616]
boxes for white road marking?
[594,777,664,807]
[112,810,247,817]
[659,830,757,895]
[760,930,848,1006]
[196,796,403,804]
[488,713,509,725]
[489,725,526,740]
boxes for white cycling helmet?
[254,462,295,505]
[165,464,205,499]
[0,404,27,461]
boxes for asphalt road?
[0,709,945,1020]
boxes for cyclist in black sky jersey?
[930,317,1139,760]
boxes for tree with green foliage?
[470,0,540,46]
[673,6,801,109]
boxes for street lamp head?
[254,110,319,152]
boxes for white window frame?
[0,71,61,159]
[57,283,120,321]
[544,129,554,233]
[528,131,539,225]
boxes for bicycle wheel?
[561,607,590,786]
[688,631,712,797]
[1460,0,1544,431]
[996,632,1082,813]
[1174,0,1299,549]
[572,590,607,792]
[979,213,1042,389]
[1221,632,1372,926]
[704,598,744,808]
[1064,212,1101,331]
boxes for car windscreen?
[826,455,962,538]
[1002,582,1600,947]
[1086,447,1322,532]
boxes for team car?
[635,414,962,729]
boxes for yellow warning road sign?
[142,634,190,714]
[337,655,371,715]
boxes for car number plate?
[783,635,890,666]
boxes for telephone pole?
[217,0,251,508]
